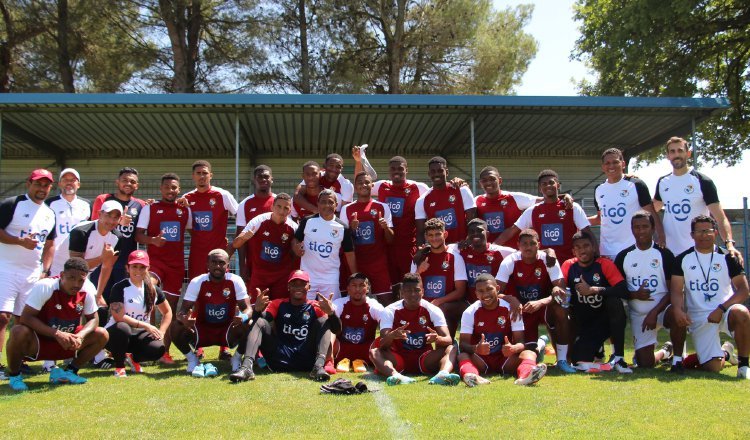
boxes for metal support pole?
[470,116,476,195]
[235,113,240,200]
[743,197,749,273]
[0,113,3,176]
[691,118,697,169]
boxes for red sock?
[683,353,699,369]
[516,358,537,379]
[459,359,479,378]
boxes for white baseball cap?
[59,168,80,181]
[100,200,124,214]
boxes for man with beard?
[46,168,91,276]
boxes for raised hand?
[475,333,491,356]
[18,234,39,250]
[316,292,335,315]
[152,231,167,248]
[575,278,596,296]
[501,336,515,357]
[254,288,270,313]
[425,326,438,344]
[378,211,388,229]
[350,212,360,231]
[102,244,119,267]
[389,323,410,340]
[631,280,653,301]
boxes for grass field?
[1,334,748,439]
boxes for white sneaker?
[230,351,242,372]
[737,366,749,379]
[722,341,738,366]
[462,373,490,387]
[610,357,633,374]
[186,352,200,374]
[515,363,547,386]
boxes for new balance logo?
[690,266,696,270]
[599,194,605,198]
[284,313,291,318]
[632,263,637,267]
[24,214,29,218]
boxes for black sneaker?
[229,366,255,383]
[670,362,685,375]
[92,357,115,369]
[310,365,331,382]
[660,341,674,364]
[19,362,35,376]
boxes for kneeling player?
[333,273,386,373]
[6,258,109,391]
[370,273,460,386]
[458,274,547,386]
[230,270,340,382]
[171,250,251,376]
[496,229,574,373]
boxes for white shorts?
[0,267,41,315]
[307,283,342,301]
[688,304,742,365]
[629,305,667,351]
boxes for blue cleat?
[49,367,87,385]
[555,360,577,374]
[9,375,29,391]
[428,371,461,386]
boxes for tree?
[573,0,750,165]
[0,0,45,92]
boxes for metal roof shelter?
[0,93,730,195]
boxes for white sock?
[93,350,107,363]
[556,344,568,361]
[186,352,199,363]
[612,355,623,363]
[672,355,683,365]
[537,337,547,352]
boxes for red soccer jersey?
[459,244,513,302]
[292,192,319,220]
[185,187,237,277]
[475,191,536,245]
[236,193,275,227]
[242,212,297,276]
[334,297,384,346]
[36,288,88,334]
[382,299,447,354]
[374,180,428,247]
[137,201,190,268]
[340,200,391,271]
[416,186,475,244]
[528,201,579,263]
[460,300,523,356]
[506,259,555,304]
[411,249,468,301]
[186,274,247,326]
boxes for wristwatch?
[725,239,736,246]
[718,304,728,313]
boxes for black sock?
[738,356,749,368]
[724,351,731,361]
[65,364,79,374]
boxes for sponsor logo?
[577,291,603,308]
[160,221,181,242]
[541,223,563,246]
[688,278,720,302]
[601,202,628,225]
[664,198,692,222]
[355,221,375,245]
[205,303,229,323]
[404,332,426,350]
[517,285,541,301]
[261,241,282,263]
[308,241,334,258]
[157,210,164,214]
[424,276,446,298]
[483,211,505,233]
[435,207,457,229]
[466,264,491,286]
[283,324,309,341]
[343,327,365,344]
[630,274,659,290]
[193,211,213,231]
[385,197,405,217]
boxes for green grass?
[1,337,749,439]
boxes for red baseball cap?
[127,250,150,266]
[29,169,54,182]
[288,270,310,283]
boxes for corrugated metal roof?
[0,93,729,161]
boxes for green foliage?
[573,0,750,165]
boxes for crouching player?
[495,229,574,373]
[458,274,547,386]
[333,273,386,373]
[230,270,340,382]
[171,249,251,376]
[370,273,460,386]
[6,258,108,391]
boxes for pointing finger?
[480,333,486,343]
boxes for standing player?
[562,232,631,373]
[370,273,460,386]
[589,148,665,258]
[233,193,298,301]
[293,189,356,300]
[670,215,750,378]
[653,137,740,259]
[292,161,324,220]
[340,172,394,303]
[0,169,57,379]
[415,156,476,245]
[475,166,538,245]
[135,173,191,364]
[235,165,275,283]
[5,258,108,391]
[46,168,91,276]
[294,154,354,215]
[614,211,684,369]
[411,218,468,337]
[332,273,386,373]
[171,250,251,375]
[496,170,592,264]
[89,167,146,304]
[230,270,341,382]
[458,274,547,386]
[457,218,514,303]
[496,229,575,373]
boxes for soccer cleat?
[737,366,749,379]
[49,367,87,385]
[159,353,175,365]
[229,366,255,382]
[8,375,28,391]
[722,341,738,366]
[256,353,268,369]
[310,365,331,382]
[515,363,547,386]
[609,357,633,374]
[42,360,56,373]
[670,362,685,375]
[203,363,218,377]
[659,341,674,363]
[324,359,337,375]
[336,358,351,373]
[186,352,200,374]
[219,347,232,361]
[462,373,491,387]
[428,371,461,386]
[113,367,127,378]
[191,364,206,378]
[537,335,549,364]
[386,374,416,386]
[555,360,577,374]
[352,359,368,373]
[92,356,115,370]
[125,353,144,373]
[575,362,612,373]
[230,351,243,373]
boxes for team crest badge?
[209,198,216,207]
[592,273,601,283]
[620,189,629,198]
[497,316,506,326]
[487,255,494,263]
[448,195,456,203]
[362,314,369,322]
[501,199,508,206]
[330,229,339,238]
[418,316,427,326]
[281,233,289,242]
[684,185,694,194]
[441,261,449,270]
[399,320,407,325]
[534,268,542,278]
[405,188,411,195]
[263,231,270,236]
[222,288,231,298]
[130,208,138,215]
[650,259,660,268]
[302,311,311,321]
[517,272,523,278]
[206,292,212,297]
[176,208,183,216]
[55,304,62,310]
[370,209,378,216]
[558,210,566,218]
[712,263,721,272]
[75,303,83,312]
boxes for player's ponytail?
[143,273,157,315]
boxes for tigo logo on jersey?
[483,212,505,233]
[205,303,229,323]
[355,221,375,245]
[631,274,658,290]
[665,198,691,221]
[385,197,405,217]
[261,241,282,263]
[283,323,309,341]
[424,276,446,298]
[541,223,563,246]
[308,241,334,258]
[160,221,181,242]
[193,211,213,231]
[602,202,627,225]
[435,208,457,229]
[466,264,491,286]
[343,327,365,344]
[517,285,541,301]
